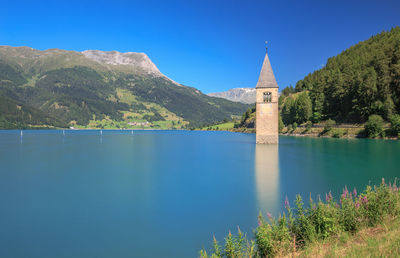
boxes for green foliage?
[332,129,343,138]
[200,228,255,258]
[255,213,292,257]
[201,179,400,257]
[282,96,295,125]
[322,119,336,135]
[281,92,312,125]
[364,114,384,138]
[142,109,165,122]
[238,105,255,129]
[0,95,66,128]
[391,114,400,135]
[0,60,27,86]
[294,92,312,124]
[304,121,312,133]
[293,122,298,131]
[278,115,284,133]
[281,85,295,97]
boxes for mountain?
[0,46,250,129]
[208,88,256,104]
[237,27,400,129]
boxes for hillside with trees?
[237,27,400,137]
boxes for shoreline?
[2,127,399,140]
[226,127,399,140]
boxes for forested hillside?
[287,27,400,124]
[0,46,249,129]
[238,27,400,130]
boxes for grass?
[200,122,235,131]
[297,216,400,257]
[282,126,363,138]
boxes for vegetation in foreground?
[199,179,400,257]
[296,215,400,257]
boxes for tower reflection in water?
[254,144,280,216]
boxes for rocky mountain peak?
[81,50,162,76]
[207,87,256,104]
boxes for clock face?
[260,103,273,116]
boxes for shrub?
[332,129,343,138]
[278,115,284,133]
[294,92,312,124]
[256,213,292,257]
[324,119,335,132]
[292,195,317,246]
[364,114,384,138]
[305,121,312,131]
[391,114,400,136]
[293,122,298,131]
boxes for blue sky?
[1,0,399,93]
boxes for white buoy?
[131,130,133,135]
[63,130,65,136]
[20,130,23,136]
[100,130,103,135]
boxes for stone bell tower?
[256,43,279,144]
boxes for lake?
[0,130,399,257]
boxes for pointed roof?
[256,50,278,88]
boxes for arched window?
[263,91,272,103]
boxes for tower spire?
[256,45,278,89]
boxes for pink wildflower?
[258,217,263,226]
[285,196,290,209]
[361,196,368,204]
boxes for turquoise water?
[0,130,399,257]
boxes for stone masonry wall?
[256,87,279,144]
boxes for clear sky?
[1,0,399,93]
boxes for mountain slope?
[0,46,250,128]
[208,88,256,104]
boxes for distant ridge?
[208,88,256,104]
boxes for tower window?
[263,91,272,103]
